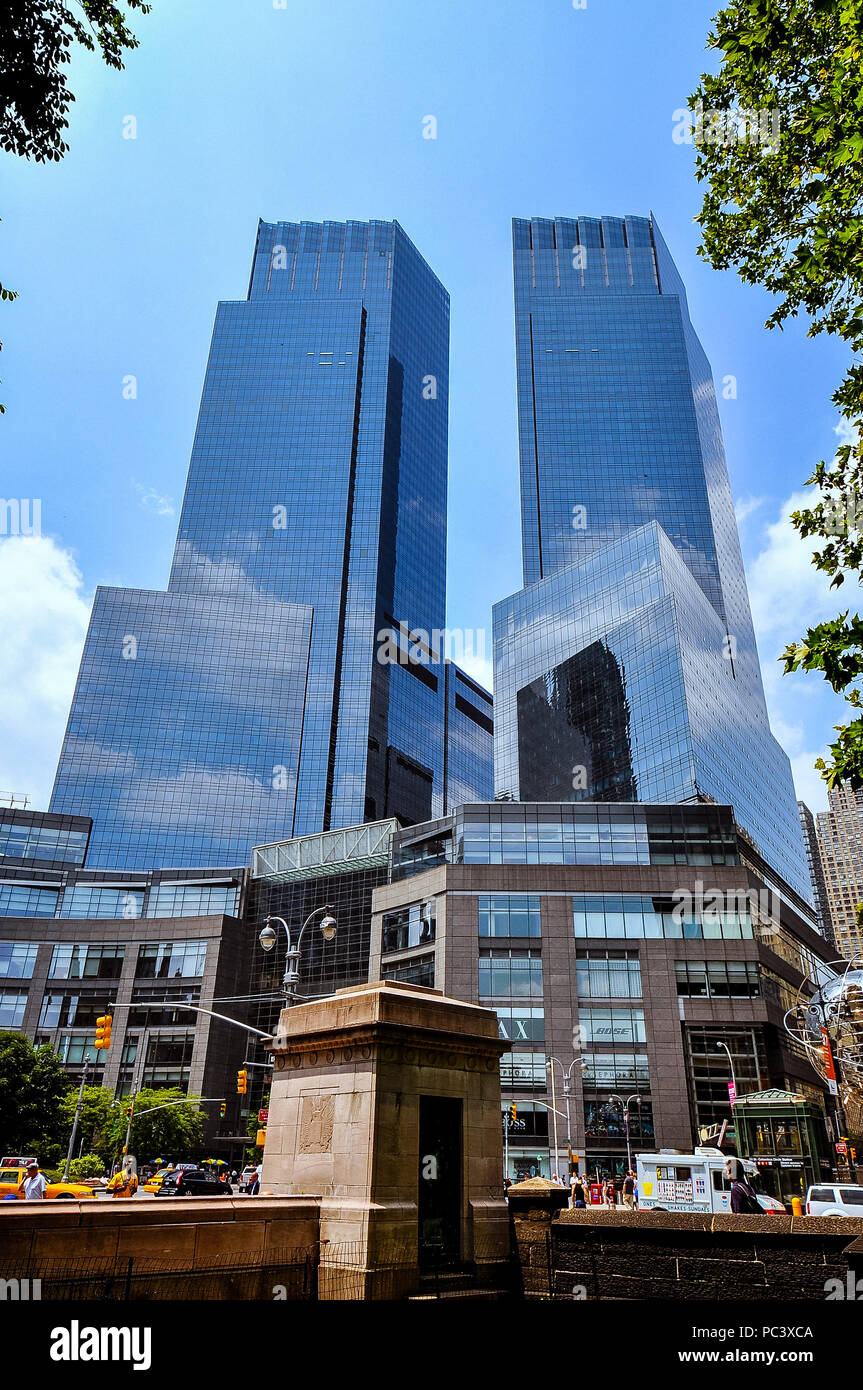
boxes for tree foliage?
[60,1084,116,1160]
[690,0,863,787]
[107,1087,206,1161]
[0,0,151,162]
[0,1032,72,1162]
[0,1,150,409]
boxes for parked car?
[154,1168,233,1197]
[142,1167,176,1193]
[0,1167,97,1200]
[805,1183,863,1216]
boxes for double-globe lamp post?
[259,904,338,1008]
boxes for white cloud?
[745,489,851,811]
[734,494,764,526]
[0,537,92,809]
[134,482,175,516]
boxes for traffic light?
[125,1105,133,1119]
[509,1103,517,1122]
[94,1014,113,1050]
[237,1069,248,1095]
[255,1128,266,1147]
[219,1102,226,1119]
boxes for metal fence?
[4,1246,318,1302]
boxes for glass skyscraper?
[50,220,491,868]
[494,214,810,902]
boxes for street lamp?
[546,1056,584,1182]
[608,1093,641,1174]
[259,905,338,1006]
[715,1040,738,1104]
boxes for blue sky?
[0,0,852,811]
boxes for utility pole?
[62,1055,90,1181]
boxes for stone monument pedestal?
[261,981,510,1298]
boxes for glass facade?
[49,222,490,868]
[494,213,810,903]
[391,800,740,878]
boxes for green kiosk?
[732,1089,833,1206]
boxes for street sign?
[258,1109,269,1124]
[836,1142,848,1155]
[727,1082,736,1105]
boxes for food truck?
[636,1147,784,1214]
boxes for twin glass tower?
[49,213,810,903]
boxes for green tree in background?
[689,0,863,787]
[60,1084,116,1162]
[0,1032,72,1164]
[0,1,151,409]
[107,1087,205,1161]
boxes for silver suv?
[805,1183,863,1217]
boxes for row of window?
[0,881,240,921]
[0,939,208,981]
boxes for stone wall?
[507,1182,863,1300]
[0,1196,321,1299]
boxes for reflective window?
[495,1005,544,1043]
[49,943,125,979]
[675,960,760,999]
[580,1007,646,1045]
[582,1053,650,1090]
[381,954,435,988]
[576,950,641,999]
[478,894,541,937]
[147,883,240,918]
[136,941,207,979]
[0,885,60,918]
[381,900,436,953]
[479,949,543,998]
[0,990,27,1027]
[0,941,39,978]
[573,894,753,940]
[60,886,143,920]
[501,1051,547,1088]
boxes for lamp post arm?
[109,998,272,1039]
[294,904,330,952]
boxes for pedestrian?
[571,1176,586,1209]
[622,1170,636,1210]
[724,1157,761,1214]
[107,1165,137,1198]
[248,1168,260,1196]
[17,1161,47,1200]
[603,1176,616,1207]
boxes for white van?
[636,1147,785,1215]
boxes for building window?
[60,886,143,919]
[49,944,125,980]
[381,900,436,953]
[146,883,240,918]
[675,960,761,999]
[579,1007,646,1045]
[39,992,112,1029]
[495,1005,545,1043]
[684,1026,767,1132]
[53,1033,102,1065]
[0,989,27,1027]
[380,954,435,988]
[142,1031,194,1089]
[0,885,60,918]
[573,893,753,940]
[576,950,641,999]
[479,949,543,999]
[136,941,207,979]
[584,1098,654,1140]
[0,941,39,978]
[501,1101,548,1141]
[582,1053,650,1091]
[478,894,541,937]
[0,822,88,864]
[500,1051,547,1088]
[128,985,201,1027]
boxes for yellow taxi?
[142,1167,175,1193]
[0,1166,97,1200]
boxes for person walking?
[571,1176,587,1209]
[622,1170,636,1210]
[603,1176,616,1207]
[17,1161,47,1200]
